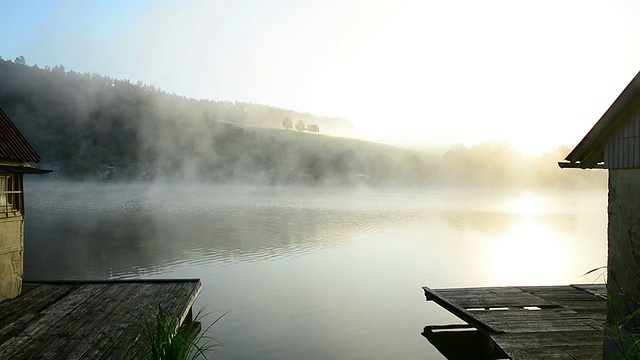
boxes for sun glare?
[305,0,640,154]
[487,220,567,286]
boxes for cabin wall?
[0,172,24,300]
[0,215,23,300]
[604,112,640,168]
[606,168,640,358]
[607,169,640,322]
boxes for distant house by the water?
[0,108,49,300]
[95,163,117,180]
[560,69,640,358]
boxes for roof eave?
[564,70,640,166]
[0,162,52,174]
[558,161,605,169]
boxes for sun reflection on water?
[504,191,551,215]
[487,219,568,285]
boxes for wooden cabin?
[561,69,640,358]
[0,108,49,300]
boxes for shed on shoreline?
[0,108,50,300]
[560,69,640,358]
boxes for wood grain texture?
[424,284,606,359]
[0,280,201,360]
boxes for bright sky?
[3,0,640,154]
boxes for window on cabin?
[0,175,20,215]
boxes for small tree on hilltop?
[306,124,320,133]
[282,117,293,130]
[295,119,306,132]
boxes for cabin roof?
[562,70,640,169]
[0,107,42,163]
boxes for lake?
[22,182,607,359]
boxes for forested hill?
[0,57,431,185]
[0,57,605,188]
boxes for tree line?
[282,117,319,133]
[0,56,605,188]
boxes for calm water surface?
[23,182,607,359]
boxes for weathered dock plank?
[0,283,78,321]
[43,283,156,360]
[505,344,602,360]
[0,279,201,360]
[91,283,182,360]
[106,282,203,360]
[433,287,554,309]
[423,284,606,359]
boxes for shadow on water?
[422,325,508,360]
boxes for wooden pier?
[0,279,202,359]
[423,284,607,359]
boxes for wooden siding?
[604,111,640,169]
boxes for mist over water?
[22,181,607,359]
[0,3,629,357]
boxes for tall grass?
[604,296,640,359]
[134,306,224,360]
[603,275,640,360]
[584,266,640,359]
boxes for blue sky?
[3,0,640,154]
[3,1,154,73]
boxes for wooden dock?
[0,279,201,359]
[423,284,607,359]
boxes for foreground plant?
[584,266,640,359]
[134,306,224,360]
[603,282,640,360]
